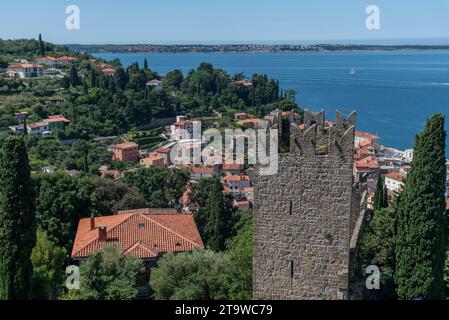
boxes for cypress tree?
[395,114,447,300]
[90,68,97,87]
[144,58,149,70]
[382,185,389,208]
[373,173,384,211]
[0,136,36,300]
[69,65,81,87]
[203,182,226,252]
[38,34,45,56]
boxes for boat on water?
[350,68,356,75]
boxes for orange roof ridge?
[123,240,159,257]
[71,213,135,257]
[141,214,203,248]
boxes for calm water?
[93,51,449,152]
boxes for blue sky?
[1,0,449,44]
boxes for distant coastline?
[68,44,449,54]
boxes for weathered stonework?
[253,109,360,300]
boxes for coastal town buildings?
[190,166,216,180]
[25,115,70,136]
[111,142,140,162]
[224,174,251,193]
[384,171,405,193]
[170,117,201,141]
[6,63,43,78]
[355,131,380,147]
[140,154,166,168]
[35,56,77,67]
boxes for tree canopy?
[395,114,447,300]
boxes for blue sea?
[93,51,449,152]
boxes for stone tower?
[253,109,361,300]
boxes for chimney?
[90,214,95,231]
[98,225,107,242]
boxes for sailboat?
[350,68,357,76]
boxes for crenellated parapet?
[303,109,325,129]
[289,110,356,159]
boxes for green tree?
[164,69,184,90]
[92,177,146,215]
[221,211,253,299]
[114,68,128,90]
[395,114,447,300]
[0,136,36,300]
[358,207,396,299]
[73,247,143,300]
[69,64,81,87]
[122,168,189,208]
[144,58,149,70]
[192,178,234,251]
[382,185,389,208]
[149,212,253,300]
[34,172,95,250]
[150,250,227,300]
[31,230,67,300]
[38,34,45,56]
[374,173,386,211]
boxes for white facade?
[147,79,163,91]
[7,64,43,78]
[403,149,414,163]
[27,122,49,136]
[385,175,404,193]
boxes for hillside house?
[111,142,140,162]
[7,63,43,78]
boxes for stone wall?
[253,110,357,300]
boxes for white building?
[403,149,414,163]
[355,131,380,147]
[147,79,163,91]
[171,120,201,141]
[27,121,49,136]
[385,172,405,193]
[224,175,251,193]
[7,63,43,78]
[191,166,216,180]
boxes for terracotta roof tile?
[71,210,204,260]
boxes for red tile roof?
[57,56,77,61]
[356,131,380,141]
[8,63,43,69]
[71,209,204,260]
[36,56,76,62]
[222,163,243,171]
[385,171,405,182]
[112,142,139,150]
[46,115,70,123]
[224,175,250,183]
[191,166,215,174]
[157,147,171,154]
[355,156,379,170]
[237,118,260,124]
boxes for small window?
[138,223,145,230]
[289,260,294,279]
[289,201,293,215]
